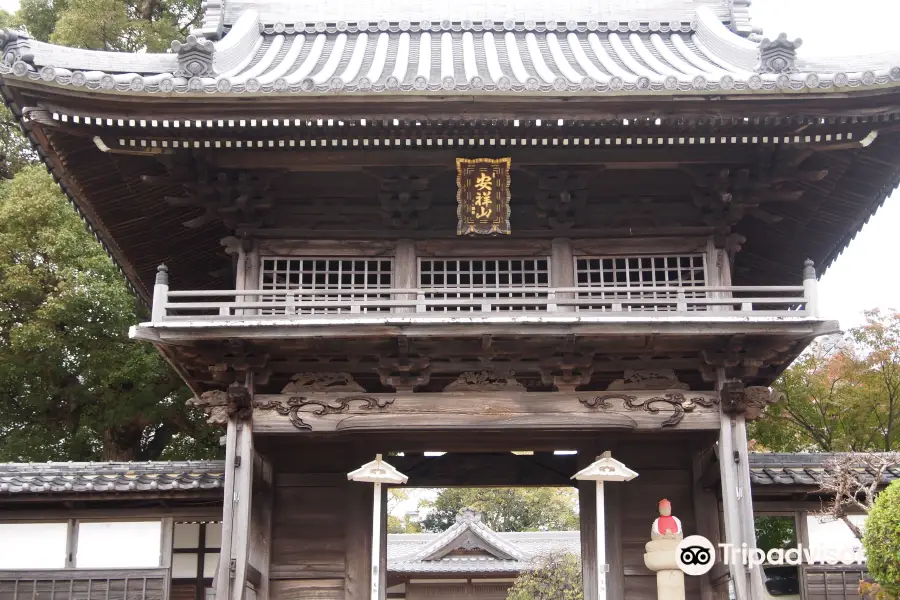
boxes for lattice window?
[171,522,221,600]
[259,257,393,314]
[419,258,550,312]
[575,254,707,312]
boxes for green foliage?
[15,0,202,52]
[507,552,583,600]
[0,166,219,461]
[755,516,797,554]
[751,311,900,452]
[419,487,579,533]
[16,0,67,41]
[863,481,900,597]
[388,514,423,534]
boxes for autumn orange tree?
[750,310,900,452]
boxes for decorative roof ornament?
[192,0,226,40]
[456,508,483,524]
[171,34,216,78]
[729,0,759,38]
[572,451,639,482]
[758,33,803,74]
[0,29,33,67]
[347,454,408,484]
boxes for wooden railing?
[0,568,169,600]
[802,564,868,600]
[148,260,821,324]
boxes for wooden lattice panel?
[418,257,550,312]
[575,254,707,311]
[260,257,393,314]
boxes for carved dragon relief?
[188,383,252,426]
[443,371,526,392]
[721,381,785,420]
[579,392,719,427]
[255,395,395,431]
[281,372,365,393]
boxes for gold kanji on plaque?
[456,157,511,235]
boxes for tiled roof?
[389,529,581,573]
[0,454,895,496]
[0,461,225,495]
[1,3,898,97]
[748,453,900,487]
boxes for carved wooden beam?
[188,382,252,426]
[369,168,438,229]
[721,380,784,420]
[142,153,281,229]
[252,390,721,433]
[525,168,598,229]
[683,149,829,227]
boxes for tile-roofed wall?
[0,453,896,496]
[388,531,581,574]
[748,453,900,487]
[0,461,225,494]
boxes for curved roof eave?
[1,6,898,100]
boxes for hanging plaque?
[456,157,511,235]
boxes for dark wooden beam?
[252,391,721,434]
[391,452,578,487]
[209,148,776,172]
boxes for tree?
[863,480,900,598]
[419,487,579,533]
[387,488,422,534]
[0,166,219,461]
[851,310,900,452]
[14,0,202,52]
[755,516,797,553]
[750,312,900,452]
[506,552,582,600]
[815,452,900,540]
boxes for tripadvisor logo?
[675,536,865,576]
[676,536,717,576]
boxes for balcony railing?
[0,568,169,600]
[149,261,820,324]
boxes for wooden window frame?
[171,522,222,600]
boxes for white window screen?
[0,523,67,568]
[76,521,161,568]
[575,255,707,312]
[260,258,393,314]
[418,258,550,312]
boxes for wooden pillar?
[718,376,765,600]
[380,485,388,600]
[693,450,726,600]
[604,482,625,600]
[794,511,810,600]
[216,377,257,600]
[718,394,749,600]
[579,478,599,600]
[345,479,373,600]
[65,519,78,568]
[734,417,767,600]
[248,453,273,600]
[551,238,575,310]
[160,517,175,569]
[395,240,417,313]
[235,238,260,317]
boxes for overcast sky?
[0,0,897,329]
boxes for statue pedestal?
[643,538,685,600]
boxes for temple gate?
[2,0,897,598]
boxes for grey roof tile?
[748,453,900,487]
[0,461,225,495]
